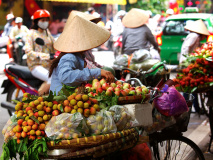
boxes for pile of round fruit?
[173,42,213,93]
[3,78,150,142]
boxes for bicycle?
[125,77,205,160]
[193,88,213,153]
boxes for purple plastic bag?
[153,86,188,116]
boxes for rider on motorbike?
[121,8,161,60]
[9,17,29,63]
[2,14,15,37]
[25,9,55,96]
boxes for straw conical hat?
[122,8,149,28]
[184,19,210,36]
[71,10,101,23]
[54,14,110,53]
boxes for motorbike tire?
[6,84,23,116]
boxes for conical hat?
[122,8,149,28]
[184,19,210,36]
[54,14,110,53]
[71,10,101,23]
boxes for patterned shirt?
[84,50,103,69]
[25,29,55,71]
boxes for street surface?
[0,51,212,159]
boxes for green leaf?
[11,100,20,104]
[53,95,66,102]
[191,87,197,93]
[1,143,10,160]
[10,115,17,122]
[205,57,213,61]
[60,104,64,112]
[209,82,213,86]
[30,116,40,124]
[45,90,54,101]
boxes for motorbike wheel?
[6,85,23,116]
[113,46,122,59]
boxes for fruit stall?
[1,77,188,160]
[173,41,213,152]
[173,42,213,93]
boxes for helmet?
[166,9,174,15]
[6,14,14,21]
[33,9,50,20]
[15,17,23,23]
[117,10,126,17]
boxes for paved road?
[0,52,212,159]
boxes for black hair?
[88,7,94,14]
[31,19,39,30]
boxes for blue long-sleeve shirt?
[50,53,101,95]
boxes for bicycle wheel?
[151,135,205,160]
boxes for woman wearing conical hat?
[121,8,160,56]
[180,19,209,115]
[179,19,209,64]
[49,11,114,94]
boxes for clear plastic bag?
[2,117,16,142]
[109,105,139,131]
[86,110,117,134]
[131,49,151,63]
[113,54,128,67]
[45,112,89,140]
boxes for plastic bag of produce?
[144,108,176,134]
[87,110,117,134]
[153,86,188,116]
[109,105,138,131]
[131,49,151,63]
[2,117,16,142]
[129,59,160,71]
[114,54,128,67]
[45,112,89,139]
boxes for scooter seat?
[8,64,38,80]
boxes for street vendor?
[49,12,114,94]
[179,19,209,64]
[180,19,209,114]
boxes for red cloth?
[7,39,12,59]
[122,143,152,160]
[25,0,40,16]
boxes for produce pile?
[1,78,150,160]
[173,42,213,93]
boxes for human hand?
[101,69,114,83]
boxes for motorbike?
[1,62,43,116]
[1,38,48,116]
[112,34,122,59]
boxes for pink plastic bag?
[154,86,188,116]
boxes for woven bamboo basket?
[193,84,213,93]
[117,94,150,105]
[42,128,139,159]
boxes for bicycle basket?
[164,93,194,132]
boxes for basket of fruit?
[173,42,213,93]
[2,78,152,159]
